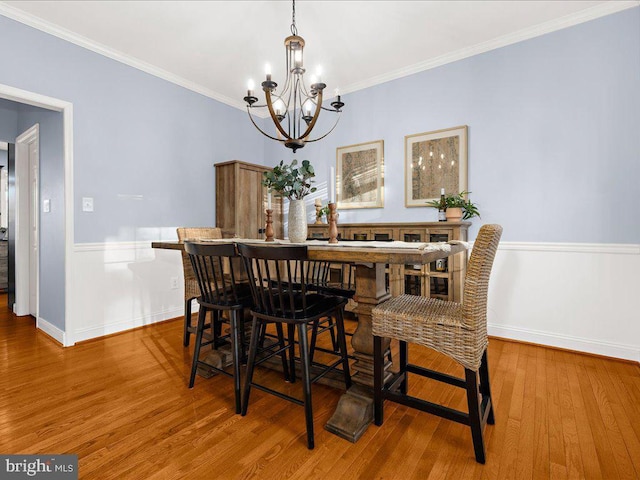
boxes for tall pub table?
[151,239,468,442]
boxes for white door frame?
[0,83,74,346]
[14,124,39,318]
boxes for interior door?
[7,143,15,308]
[28,140,38,316]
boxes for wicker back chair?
[176,227,222,346]
[372,224,502,464]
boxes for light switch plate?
[82,197,94,212]
[43,199,50,213]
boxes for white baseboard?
[488,324,639,363]
[37,316,67,346]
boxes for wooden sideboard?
[215,160,284,240]
[307,222,470,303]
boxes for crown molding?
[0,2,247,111]
[340,1,640,95]
[1,1,638,108]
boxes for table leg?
[325,262,393,442]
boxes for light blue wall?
[0,14,265,244]
[17,105,65,327]
[264,7,640,244]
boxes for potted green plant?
[262,159,317,242]
[316,205,330,223]
[426,191,480,222]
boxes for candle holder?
[328,203,339,244]
[265,209,275,242]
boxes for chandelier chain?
[290,0,297,36]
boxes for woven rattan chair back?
[461,224,503,332]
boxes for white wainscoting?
[488,242,640,362]
[68,242,184,344]
[65,240,640,362]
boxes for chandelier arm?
[245,108,287,142]
[264,89,292,140]
[299,89,323,140]
[303,113,342,143]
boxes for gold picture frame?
[405,125,468,207]
[336,140,384,209]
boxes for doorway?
[13,124,39,317]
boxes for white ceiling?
[1,1,637,111]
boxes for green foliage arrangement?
[262,159,317,200]
[316,205,330,219]
[426,191,481,220]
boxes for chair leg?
[241,317,261,416]
[334,308,351,389]
[274,323,291,382]
[479,349,495,425]
[188,307,207,388]
[183,298,193,347]
[297,322,314,450]
[288,323,297,383]
[309,319,319,363]
[399,340,408,394]
[373,334,384,426]
[465,368,486,464]
[230,311,242,414]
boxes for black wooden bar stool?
[184,241,252,414]
[238,243,352,449]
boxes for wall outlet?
[82,197,94,212]
[170,276,180,289]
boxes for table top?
[151,239,468,265]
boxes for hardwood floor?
[1,298,639,479]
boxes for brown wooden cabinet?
[307,221,470,303]
[215,160,283,239]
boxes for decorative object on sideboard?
[426,191,480,221]
[336,140,385,209]
[405,125,468,208]
[243,0,344,152]
[262,159,317,243]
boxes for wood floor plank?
[1,296,640,479]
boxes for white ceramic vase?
[288,199,308,243]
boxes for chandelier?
[243,0,344,152]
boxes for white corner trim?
[37,316,67,346]
[489,324,639,363]
[340,1,640,95]
[2,1,638,108]
[498,241,640,255]
[0,2,245,112]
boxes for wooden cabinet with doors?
[215,160,283,239]
[307,221,470,303]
